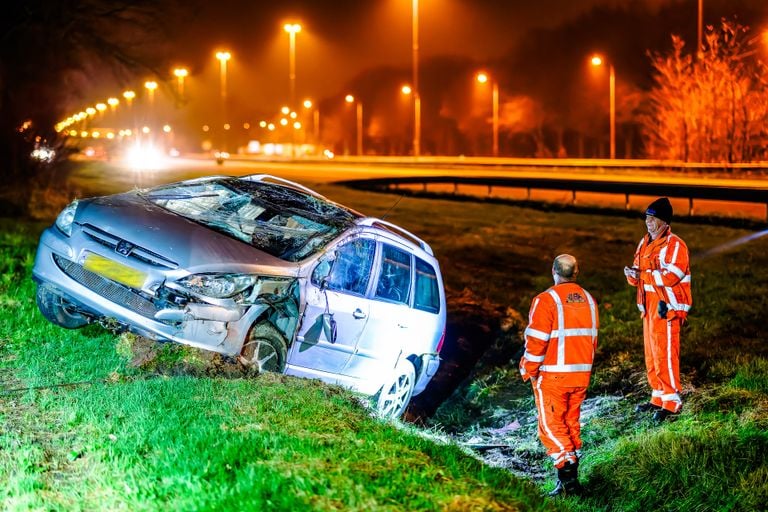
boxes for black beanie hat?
[645,197,673,223]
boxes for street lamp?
[345,94,363,155]
[283,23,302,109]
[144,81,158,106]
[303,99,319,141]
[590,55,615,159]
[173,67,188,98]
[122,90,135,107]
[476,72,499,157]
[215,50,231,150]
[411,0,421,157]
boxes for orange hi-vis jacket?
[520,282,599,387]
[628,227,692,319]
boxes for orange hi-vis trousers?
[531,376,587,468]
[643,291,683,413]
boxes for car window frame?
[311,235,376,298]
[372,240,413,307]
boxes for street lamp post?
[143,81,158,139]
[345,94,363,155]
[303,99,319,142]
[476,72,499,157]
[144,81,158,108]
[284,23,302,109]
[590,55,615,159]
[216,51,231,151]
[412,0,421,157]
[123,90,136,137]
[173,67,188,99]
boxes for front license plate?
[83,253,147,289]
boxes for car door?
[342,242,413,380]
[289,237,375,375]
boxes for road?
[66,155,768,221]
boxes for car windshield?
[142,178,357,261]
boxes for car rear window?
[414,258,440,313]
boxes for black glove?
[657,300,668,319]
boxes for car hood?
[75,192,301,275]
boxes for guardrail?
[339,175,768,224]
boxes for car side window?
[414,258,440,313]
[374,244,411,304]
[313,238,375,296]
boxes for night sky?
[62,0,766,153]
[147,0,768,116]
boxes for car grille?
[80,223,178,269]
[54,254,160,319]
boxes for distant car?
[214,150,230,165]
[32,174,446,417]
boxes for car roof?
[355,217,434,258]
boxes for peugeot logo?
[115,240,134,257]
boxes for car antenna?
[380,194,405,221]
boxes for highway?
[65,155,768,222]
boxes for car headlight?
[55,200,79,236]
[177,273,257,299]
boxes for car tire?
[35,284,90,329]
[239,321,288,373]
[375,360,416,419]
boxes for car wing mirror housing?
[322,312,337,343]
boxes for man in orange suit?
[624,197,692,423]
[520,254,599,497]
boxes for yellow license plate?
[83,253,147,289]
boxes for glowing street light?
[107,97,119,112]
[346,94,363,155]
[476,71,500,157]
[173,67,189,98]
[123,90,136,106]
[144,80,158,106]
[303,98,319,141]
[411,0,421,157]
[216,50,232,150]
[590,54,616,159]
[283,23,302,108]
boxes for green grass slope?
[3,182,768,511]
[0,219,552,511]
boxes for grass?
[0,217,552,511]
[2,175,768,511]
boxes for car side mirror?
[322,312,337,343]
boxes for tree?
[0,0,179,215]
[642,20,768,163]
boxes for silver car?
[32,175,446,417]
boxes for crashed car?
[32,174,446,417]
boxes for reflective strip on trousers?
[535,378,565,453]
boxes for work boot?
[652,409,678,423]
[635,402,661,413]
[547,461,582,497]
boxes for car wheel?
[375,360,416,418]
[239,322,288,373]
[35,284,90,329]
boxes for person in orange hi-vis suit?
[624,197,692,423]
[520,254,598,497]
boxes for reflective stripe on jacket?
[520,282,599,387]
[626,228,692,319]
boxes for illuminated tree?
[643,21,768,163]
